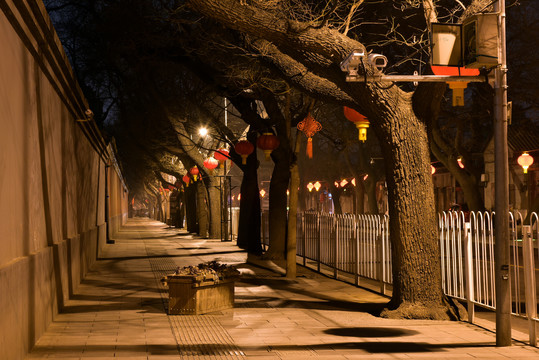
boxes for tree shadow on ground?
[324,327,419,337]
[61,297,165,314]
[236,277,387,315]
[29,341,496,357]
[100,250,244,261]
[234,294,386,315]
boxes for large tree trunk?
[184,183,198,233]
[205,176,221,238]
[431,128,486,211]
[264,145,290,259]
[196,180,209,238]
[286,133,301,278]
[376,99,454,319]
[329,184,343,214]
[365,178,380,214]
[237,145,263,255]
[354,183,365,214]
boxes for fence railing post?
[355,217,360,286]
[317,213,321,272]
[522,225,537,347]
[464,221,475,323]
[334,217,338,279]
[377,220,385,294]
[302,212,306,267]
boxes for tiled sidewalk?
[26,218,539,359]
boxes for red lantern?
[203,157,219,174]
[517,152,534,173]
[182,174,190,187]
[214,148,229,168]
[256,133,280,160]
[234,140,255,164]
[344,106,370,142]
[189,166,199,181]
[297,113,322,159]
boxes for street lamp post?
[493,0,511,346]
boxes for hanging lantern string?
[297,113,322,159]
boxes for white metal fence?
[439,210,538,346]
[270,210,539,347]
[295,211,392,294]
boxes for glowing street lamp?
[307,182,314,192]
[457,156,464,169]
[313,181,321,191]
[198,127,208,137]
[260,189,266,198]
[340,179,348,187]
[517,152,534,173]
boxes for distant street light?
[198,127,208,137]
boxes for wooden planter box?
[167,274,238,315]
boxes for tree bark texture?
[184,183,198,233]
[374,96,445,316]
[265,145,290,259]
[196,181,209,238]
[286,134,301,278]
[237,150,263,254]
[205,176,222,238]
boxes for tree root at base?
[380,296,467,321]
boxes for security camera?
[340,49,365,77]
[367,53,388,71]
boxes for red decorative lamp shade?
[203,157,219,174]
[257,133,280,160]
[431,66,478,107]
[297,113,322,158]
[189,166,199,181]
[214,148,229,168]
[344,106,370,142]
[182,174,190,187]
[517,152,534,173]
[234,140,255,164]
